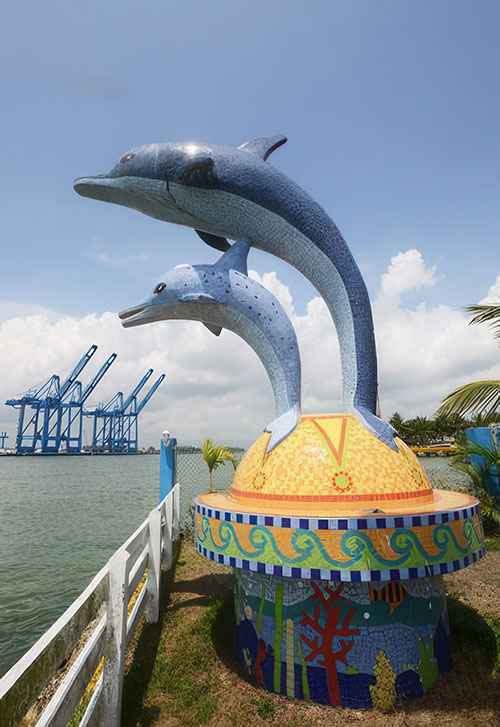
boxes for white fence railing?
[0,483,181,727]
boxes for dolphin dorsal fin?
[237,135,287,161]
[215,238,251,275]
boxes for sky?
[0,0,499,447]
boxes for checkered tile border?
[195,542,485,582]
[194,500,479,531]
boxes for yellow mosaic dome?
[230,414,434,512]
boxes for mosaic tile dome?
[230,414,434,512]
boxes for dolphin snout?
[73,175,111,199]
[119,306,146,321]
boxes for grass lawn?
[122,538,500,727]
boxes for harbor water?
[0,452,471,677]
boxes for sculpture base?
[235,570,452,708]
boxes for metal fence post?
[100,549,129,727]
[145,509,162,623]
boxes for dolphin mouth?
[73,175,113,200]
[119,306,147,327]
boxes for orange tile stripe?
[230,487,435,502]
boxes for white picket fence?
[0,484,180,727]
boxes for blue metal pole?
[159,436,177,502]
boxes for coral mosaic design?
[235,570,452,708]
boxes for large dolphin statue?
[119,239,301,453]
[75,135,397,450]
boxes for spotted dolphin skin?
[75,135,396,450]
[119,239,301,453]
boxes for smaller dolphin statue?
[119,239,301,452]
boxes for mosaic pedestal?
[195,414,485,708]
[235,570,452,709]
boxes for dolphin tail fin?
[352,405,399,452]
[264,403,300,453]
[215,238,251,275]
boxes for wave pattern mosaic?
[196,505,484,581]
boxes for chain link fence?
[175,446,245,531]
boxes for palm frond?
[201,438,237,472]
[466,304,500,341]
[437,380,500,417]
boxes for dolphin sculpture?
[119,239,301,453]
[75,135,397,450]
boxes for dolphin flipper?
[352,405,399,452]
[196,230,230,252]
[264,403,300,453]
[203,322,222,336]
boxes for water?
[0,453,469,677]
[0,452,238,677]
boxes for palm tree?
[449,433,500,533]
[201,438,238,494]
[438,304,500,418]
[402,416,436,446]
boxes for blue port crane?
[5,345,117,453]
[0,432,8,448]
[90,369,165,452]
[49,352,117,452]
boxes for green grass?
[146,600,224,726]
[448,598,499,673]
[483,612,500,676]
[252,694,275,720]
[485,536,500,551]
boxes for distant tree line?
[388,411,500,447]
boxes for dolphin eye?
[120,152,135,164]
[153,282,166,294]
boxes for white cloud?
[377,249,438,315]
[480,275,500,304]
[0,252,499,448]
